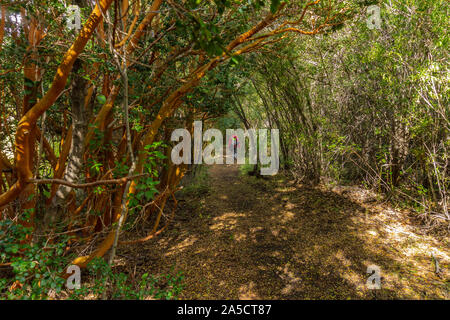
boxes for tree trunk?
[45,59,88,225]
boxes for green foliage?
[239,163,254,176]
[0,220,70,300]
[233,0,448,224]
[88,125,106,152]
[126,142,167,226]
[70,258,184,300]
[178,165,210,199]
[0,220,183,300]
[96,94,107,105]
[217,115,241,132]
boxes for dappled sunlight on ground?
[121,162,449,299]
[164,235,198,257]
[210,212,245,231]
[239,281,260,300]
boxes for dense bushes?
[235,0,448,230]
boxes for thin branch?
[29,174,148,188]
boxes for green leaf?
[270,0,281,14]
[96,95,107,104]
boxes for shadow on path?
[121,162,449,299]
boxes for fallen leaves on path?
[120,163,449,299]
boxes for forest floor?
[119,159,449,299]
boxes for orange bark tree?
[0,0,355,279]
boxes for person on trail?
[229,135,239,160]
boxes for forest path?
[121,160,449,299]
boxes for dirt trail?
[122,161,449,299]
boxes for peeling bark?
[45,59,88,225]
